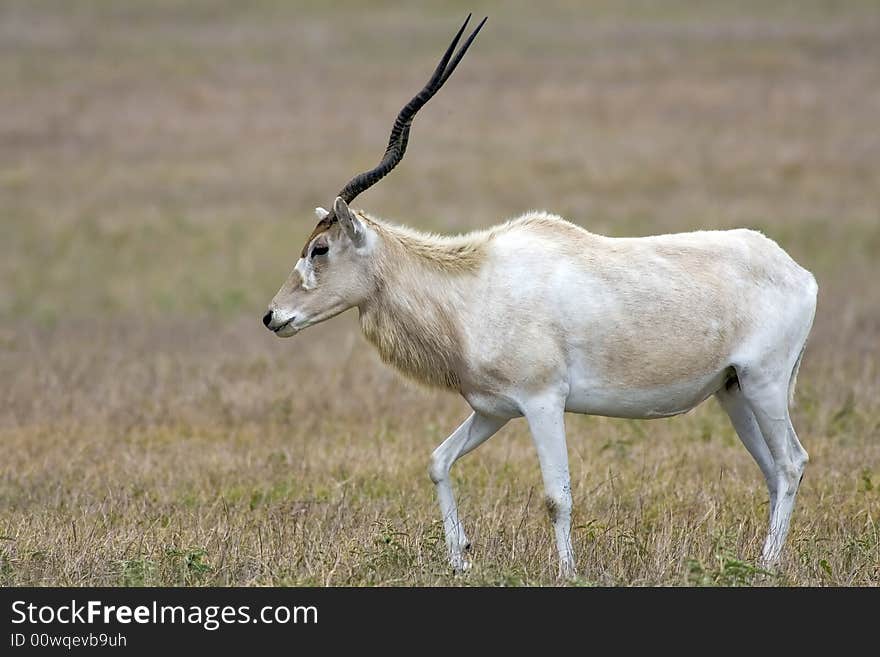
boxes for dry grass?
[1,1,879,586]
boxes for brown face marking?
[300,215,337,258]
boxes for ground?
[1,0,878,585]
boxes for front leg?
[429,411,507,572]
[522,394,576,579]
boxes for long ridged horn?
[302,15,487,255]
[336,14,487,205]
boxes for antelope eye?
[310,245,329,258]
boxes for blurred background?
[1,1,878,585]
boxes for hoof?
[450,556,472,574]
[759,547,781,571]
[758,557,779,573]
[558,563,577,581]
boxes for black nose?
[262,310,273,328]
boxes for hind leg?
[716,383,778,510]
[738,371,809,566]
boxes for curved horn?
[335,14,487,207]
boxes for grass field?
[1,1,879,586]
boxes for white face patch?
[294,257,317,290]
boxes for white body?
[266,199,818,577]
[435,222,813,420]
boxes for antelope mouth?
[272,318,298,337]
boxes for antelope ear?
[334,197,366,247]
[314,207,329,220]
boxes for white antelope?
[264,16,818,578]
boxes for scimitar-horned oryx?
[263,15,818,578]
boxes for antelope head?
[263,14,486,337]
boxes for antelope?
[263,15,818,578]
